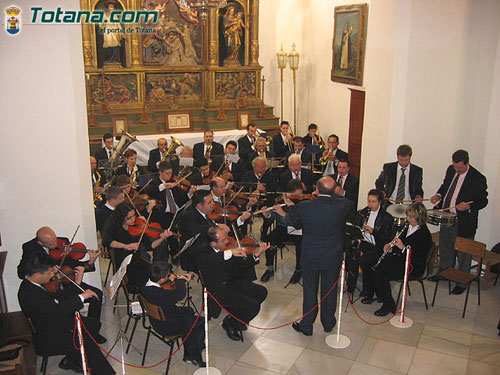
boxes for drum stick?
[385,198,429,203]
[441,201,473,211]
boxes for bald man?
[148,137,170,173]
[286,177,352,336]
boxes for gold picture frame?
[331,4,368,86]
[165,111,193,132]
[237,111,251,129]
[112,117,128,136]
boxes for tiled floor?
[41,224,500,374]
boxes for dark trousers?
[223,281,267,330]
[60,282,102,323]
[299,262,341,333]
[264,226,302,270]
[359,242,381,297]
[439,223,474,287]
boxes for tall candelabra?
[288,43,300,135]
[276,45,288,122]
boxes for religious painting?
[165,111,193,131]
[146,72,201,102]
[331,4,368,86]
[215,71,256,100]
[237,111,251,130]
[88,74,138,105]
[94,0,127,68]
[219,1,247,67]
[112,117,128,136]
[141,0,201,66]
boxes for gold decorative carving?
[209,41,218,65]
[250,40,259,65]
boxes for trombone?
[314,126,326,149]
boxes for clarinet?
[371,222,408,271]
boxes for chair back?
[455,237,486,258]
[138,294,166,322]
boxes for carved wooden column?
[249,0,259,66]
[208,8,219,66]
[81,0,93,68]
[130,33,142,67]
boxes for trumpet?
[161,136,183,162]
[320,148,334,165]
[371,223,409,270]
[205,143,213,162]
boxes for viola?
[49,238,93,261]
[43,265,76,293]
[128,217,181,239]
[223,236,260,255]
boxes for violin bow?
[171,172,192,188]
[54,267,86,293]
[137,209,154,247]
[224,186,244,208]
[136,176,154,195]
[59,225,81,267]
[123,189,142,217]
[231,223,243,250]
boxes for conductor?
[286,176,352,335]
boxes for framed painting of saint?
[331,4,368,86]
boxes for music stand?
[173,233,201,313]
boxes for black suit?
[115,165,140,178]
[237,135,255,162]
[332,173,359,208]
[18,280,115,374]
[285,150,313,166]
[272,134,289,157]
[240,170,278,206]
[141,281,204,360]
[197,242,267,331]
[193,142,224,163]
[95,205,113,232]
[435,165,488,275]
[279,168,315,193]
[147,148,162,173]
[287,194,352,333]
[375,162,424,202]
[374,224,432,311]
[245,150,272,172]
[302,134,325,155]
[94,147,113,163]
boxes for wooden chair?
[137,295,181,374]
[431,237,486,318]
[395,242,437,310]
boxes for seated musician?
[189,157,213,186]
[284,136,312,166]
[91,155,106,207]
[147,137,169,173]
[17,226,107,343]
[322,134,348,176]
[279,154,315,193]
[115,148,140,187]
[18,253,115,374]
[193,130,224,172]
[355,189,393,302]
[272,120,293,158]
[210,177,255,223]
[141,261,206,367]
[261,179,306,283]
[102,201,173,292]
[198,225,270,341]
[331,159,359,207]
[371,203,432,316]
[95,186,124,233]
[245,137,272,171]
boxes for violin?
[160,272,193,290]
[202,171,215,185]
[207,203,245,222]
[129,190,162,211]
[172,176,192,193]
[43,265,76,293]
[49,238,95,261]
[275,193,316,202]
[128,217,181,239]
[223,236,260,255]
[225,188,264,206]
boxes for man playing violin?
[142,261,206,367]
[18,253,115,374]
[95,185,125,233]
[198,225,270,341]
[189,157,214,186]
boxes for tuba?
[161,136,184,162]
[109,132,138,167]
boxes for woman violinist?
[102,201,173,292]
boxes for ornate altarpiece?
[82,0,277,151]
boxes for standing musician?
[95,185,125,233]
[193,130,224,171]
[285,136,313,166]
[94,133,114,163]
[147,137,169,173]
[331,159,359,208]
[302,123,325,159]
[142,262,206,368]
[115,148,140,187]
[188,157,214,186]
[428,150,488,294]
[18,226,107,343]
[245,137,272,171]
[272,120,293,158]
[286,177,352,336]
[354,189,394,303]
[279,154,315,193]
[372,203,432,316]
[237,123,257,162]
[102,201,173,292]
[375,144,423,205]
[198,225,270,341]
[91,156,106,206]
[322,134,348,176]
[18,253,115,374]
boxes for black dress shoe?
[59,356,83,373]
[451,286,466,295]
[292,322,312,336]
[260,270,274,282]
[374,306,395,317]
[95,333,107,344]
[222,321,241,341]
[183,358,207,367]
[428,274,444,282]
[361,296,375,304]
[289,270,302,284]
[239,322,248,331]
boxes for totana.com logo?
[5,5,21,35]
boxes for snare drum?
[427,209,457,227]
[386,204,408,226]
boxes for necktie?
[108,150,112,158]
[443,174,459,209]
[250,137,255,144]
[165,188,176,214]
[338,175,343,188]
[396,168,406,201]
